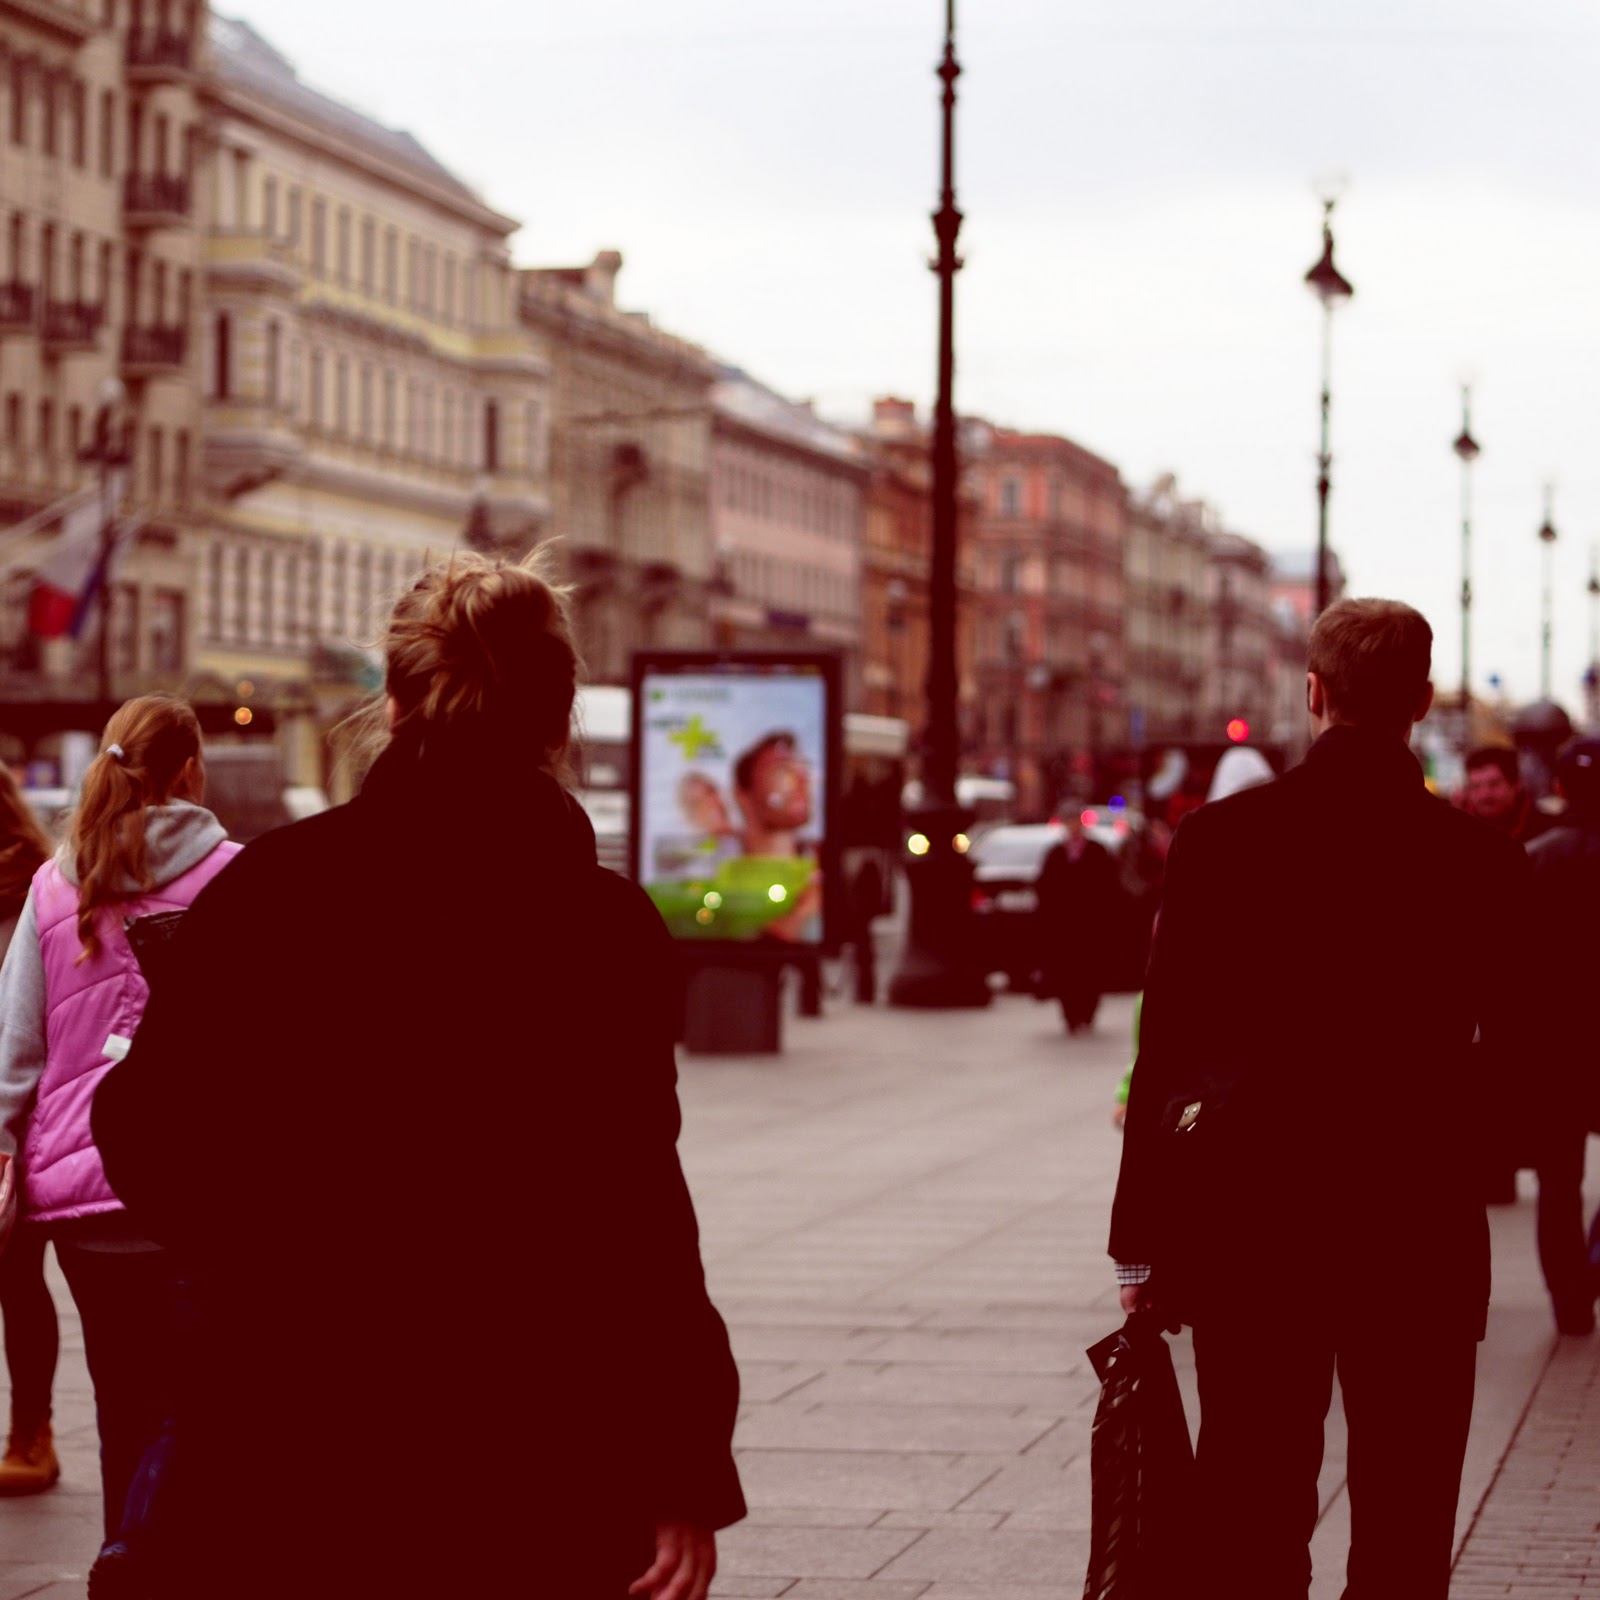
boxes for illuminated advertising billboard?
[630,651,840,949]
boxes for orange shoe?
[0,1423,60,1495]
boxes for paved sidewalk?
[0,985,1591,1597]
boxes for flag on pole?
[27,498,106,638]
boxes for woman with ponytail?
[0,768,61,1498]
[0,696,239,1596]
[95,551,745,1600]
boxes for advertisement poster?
[632,654,836,946]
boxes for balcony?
[40,300,103,354]
[125,29,195,83]
[0,282,35,333]
[121,323,187,379]
[123,173,191,231]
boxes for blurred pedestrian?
[1111,599,1530,1598]
[1037,811,1119,1034]
[1463,744,1555,845]
[0,767,60,1498]
[93,551,746,1600]
[0,695,238,1594]
[1523,737,1600,1334]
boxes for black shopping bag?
[1082,1313,1195,1600]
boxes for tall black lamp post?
[1452,387,1481,744]
[1585,551,1600,728]
[1304,196,1354,617]
[1538,487,1558,701]
[889,0,988,1009]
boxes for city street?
[0,982,1592,1597]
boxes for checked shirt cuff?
[1115,1263,1153,1286]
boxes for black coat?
[1109,725,1531,1338]
[92,734,745,1596]
[1036,835,1119,992]
[1526,816,1600,1131]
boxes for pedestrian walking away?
[1109,598,1531,1600]
[1037,812,1119,1034]
[1523,736,1600,1334]
[0,696,240,1596]
[93,550,746,1600]
[0,766,61,1499]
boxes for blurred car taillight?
[971,887,995,912]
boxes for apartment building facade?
[0,0,207,762]
[197,16,548,786]
[964,420,1128,815]
[709,365,865,697]
[519,251,716,686]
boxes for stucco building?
[708,365,865,694]
[197,15,548,786]
[964,420,1128,815]
[1123,474,1212,748]
[1201,529,1276,744]
[0,0,207,763]
[518,251,716,686]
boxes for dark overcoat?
[92,732,745,1597]
[1109,725,1531,1338]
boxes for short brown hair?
[1307,599,1432,732]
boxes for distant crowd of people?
[0,554,745,1599]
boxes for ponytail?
[71,694,202,960]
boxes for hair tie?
[105,744,126,764]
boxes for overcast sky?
[229,0,1600,711]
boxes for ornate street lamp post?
[889,0,988,1009]
[1304,196,1354,617]
[1452,387,1481,744]
[77,376,131,717]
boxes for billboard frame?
[628,647,844,957]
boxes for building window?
[310,197,326,275]
[381,370,395,448]
[265,319,280,407]
[70,80,86,167]
[309,349,324,429]
[175,430,190,506]
[999,476,1022,517]
[41,74,56,159]
[360,216,375,294]
[261,551,276,644]
[335,357,349,436]
[262,176,277,238]
[206,544,223,641]
[112,584,139,674]
[151,588,184,673]
[441,389,454,464]
[10,59,26,148]
[232,546,250,643]
[482,399,499,472]
[305,544,323,642]
[147,426,163,503]
[98,89,114,175]
[38,401,54,483]
[286,186,302,247]
[442,255,455,323]
[383,228,397,302]
[331,543,347,635]
[354,546,371,630]
[406,237,419,308]
[359,364,373,441]
[526,401,542,473]
[336,206,350,284]
[212,312,231,399]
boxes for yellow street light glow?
[953,833,971,853]
[907,833,931,856]
[768,884,788,903]
[233,707,254,726]
[703,891,723,909]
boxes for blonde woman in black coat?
[94,553,745,1600]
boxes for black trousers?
[1534,1124,1594,1325]
[1191,1317,1476,1600]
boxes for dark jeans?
[0,1224,58,1433]
[1192,1317,1476,1600]
[55,1242,186,1551]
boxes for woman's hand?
[629,1519,716,1600]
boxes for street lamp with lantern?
[1304,194,1354,618]
[1538,486,1558,702]
[1452,386,1481,744]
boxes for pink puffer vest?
[24,840,241,1223]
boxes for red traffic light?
[1226,718,1250,743]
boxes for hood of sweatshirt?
[56,802,229,892]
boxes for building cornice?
[204,79,519,238]
[0,0,94,45]
[712,409,868,483]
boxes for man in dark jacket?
[1110,599,1530,1600]
[1525,737,1600,1333]
[1036,815,1120,1033]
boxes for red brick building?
[964,422,1128,817]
